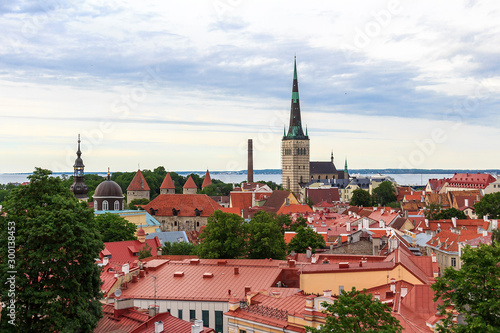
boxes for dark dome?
[94,179,123,198]
[73,157,84,167]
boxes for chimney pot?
[234,267,239,275]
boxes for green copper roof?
[284,56,308,140]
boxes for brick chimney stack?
[248,139,253,182]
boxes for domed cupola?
[69,134,89,200]
[93,168,124,211]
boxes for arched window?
[102,200,109,211]
[114,200,120,210]
[94,200,97,211]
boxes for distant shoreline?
[2,168,499,176]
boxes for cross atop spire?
[284,56,308,140]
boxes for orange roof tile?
[144,194,221,217]
[230,192,253,211]
[115,260,286,302]
[183,175,198,189]
[202,170,212,189]
[448,173,496,189]
[127,170,151,191]
[277,204,313,215]
[160,173,175,189]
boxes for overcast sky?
[1,0,500,173]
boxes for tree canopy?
[288,226,325,254]
[95,212,137,242]
[434,207,467,220]
[432,243,500,332]
[350,189,372,207]
[474,192,500,219]
[128,198,150,210]
[0,168,104,332]
[306,287,402,333]
[246,211,287,260]
[372,181,396,206]
[197,211,247,259]
[162,241,197,255]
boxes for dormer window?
[194,208,202,217]
[172,208,180,216]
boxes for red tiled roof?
[201,170,212,189]
[313,201,335,208]
[230,192,253,211]
[426,229,483,253]
[127,169,151,191]
[462,234,492,246]
[160,173,175,190]
[96,304,215,333]
[220,207,241,215]
[95,303,151,333]
[306,188,340,205]
[115,260,285,302]
[277,204,313,215]
[144,194,221,217]
[448,173,496,189]
[284,232,296,245]
[427,178,450,192]
[183,175,198,189]
[100,238,161,264]
[263,191,295,211]
[131,311,214,333]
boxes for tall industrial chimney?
[248,139,254,182]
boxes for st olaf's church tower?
[282,56,310,195]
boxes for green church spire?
[284,56,308,140]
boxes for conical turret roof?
[202,170,212,189]
[183,175,198,189]
[127,169,150,191]
[160,173,175,189]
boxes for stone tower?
[282,57,310,196]
[69,134,89,200]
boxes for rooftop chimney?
[234,267,239,275]
[114,298,134,318]
[390,278,396,293]
[248,139,254,183]
[103,257,109,266]
[191,319,204,333]
[306,247,312,259]
[464,199,469,207]
[155,321,164,333]
[149,304,159,317]
[323,290,332,297]
[451,217,457,228]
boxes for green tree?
[247,211,287,260]
[197,211,247,259]
[199,181,233,196]
[434,207,467,220]
[425,203,442,220]
[432,243,500,332]
[128,198,150,210]
[288,226,325,254]
[95,212,137,242]
[306,287,403,333]
[474,192,500,219]
[372,181,396,206]
[350,189,372,207]
[138,243,152,259]
[289,215,307,231]
[305,196,314,208]
[162,241,197,255]
[0,168,103,332]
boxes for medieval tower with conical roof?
[282,57,310,195]
[69,134,89,200]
